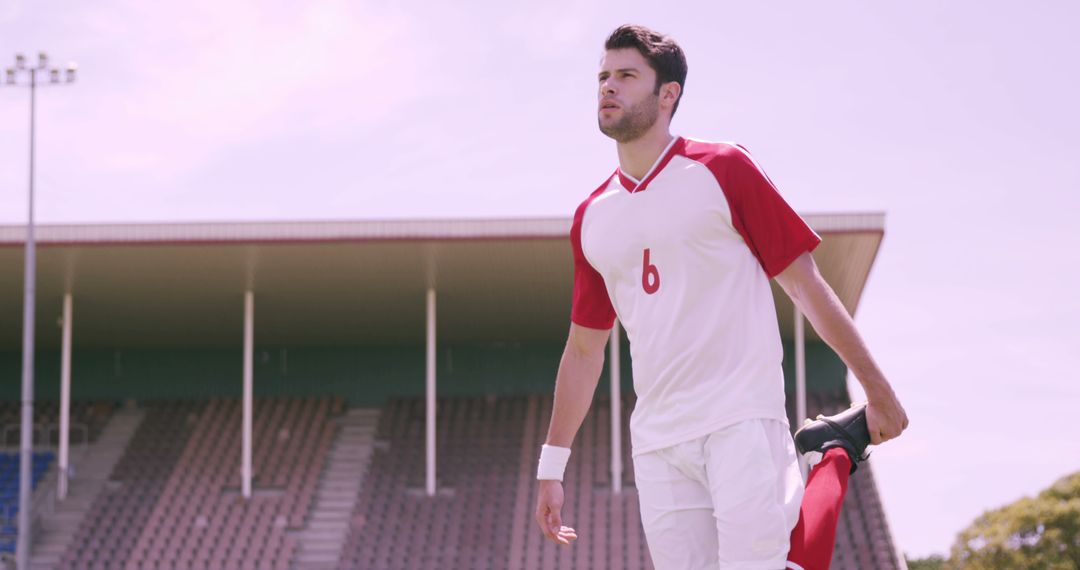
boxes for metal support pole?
[5,51,77,570]
[795,306,808,480]
[59,293,72,500]
[242,291,254,499]
[609,321,623,494]
[425,288,437,497]
[16,66,38,570]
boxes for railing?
[1,422,89,448]
[0,420,94,570]
[0,424,45,448]
[1,421,91,537]
[47,423,89,450]
[0,508,17,563]
[33,425,92,519]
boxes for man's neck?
[616,127,675,181]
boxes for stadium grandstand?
[0,216,905,569]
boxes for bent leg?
[704,419,804,569]
[786,448,852,570]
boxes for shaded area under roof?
[0,215,883,348]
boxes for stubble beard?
[598,94,660,143]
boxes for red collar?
[616,136,684,193]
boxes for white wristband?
[537,444,571,481]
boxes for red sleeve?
[569,181,616,329]
[706,144,821,278]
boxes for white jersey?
[570,136,821,456]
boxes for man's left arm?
[774,251,909,444]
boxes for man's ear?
[660,81,681,111]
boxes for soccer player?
[534,24,909,569]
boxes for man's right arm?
[534,322,610,546]
[544,323,611,447]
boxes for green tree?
[945,471,1080,569]
[907,554,946,570]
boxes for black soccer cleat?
[794,402,872,474]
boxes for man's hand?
[776,252,910,446]
[866,389,909,444]
[535,480,578,546]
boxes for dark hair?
[604,24,688,117]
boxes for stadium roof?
[0,214,883,348]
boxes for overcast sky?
[2,0,1078,559]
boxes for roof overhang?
[0,215,883,348]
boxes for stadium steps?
[292,407,379,570]
[29,406,144,570]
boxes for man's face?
[597,48,661,143]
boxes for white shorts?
[633,418,804,570]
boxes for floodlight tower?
[2,51,77,570]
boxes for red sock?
[786,448,851,570]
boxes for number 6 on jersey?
[642,248,660,294]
